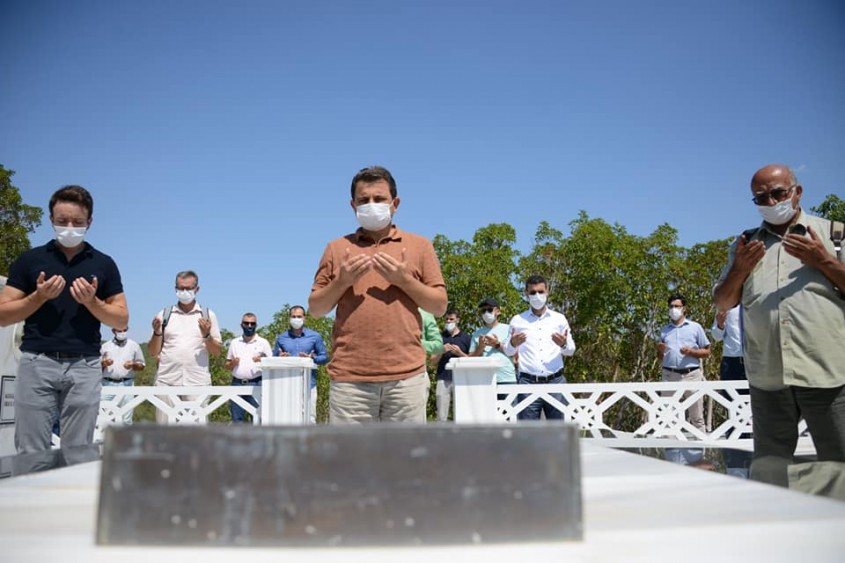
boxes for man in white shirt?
[148,270,222,423]
[100,326,145,425]
[711,304,751,477]
[225,312,272,423]
[711,305,745,382]
[503,274,575,420]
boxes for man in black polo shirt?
[430,309,472,421]
[0,185,127,453]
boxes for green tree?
[433,223,523,331]
[521,213,683,383]
[0,165,43,275]
[811,194,845,222]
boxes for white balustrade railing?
[83,359,810,454]
[493,381,756,448]
[87,357,315,445]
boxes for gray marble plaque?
[97,423,582,546]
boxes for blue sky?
[2,0,844,343]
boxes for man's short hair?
[49,185,94,219]
[290,305,306,315]
[242,312,256,320]
[525,274,547,288]
[479,298,499,308]
[668,293,687,306]
[350,166,397,199]
[175,270,199,285]
[445,308,459,317]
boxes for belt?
[663,366,700,374]
[233,377,262,384]
[519,369,564,383]
[103,377,133,382]
[41,351,98,361]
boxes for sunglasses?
[528,290,546,295]
[242,322,257,327]
[480,307,495,314]
[751,185,795,206]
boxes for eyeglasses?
[528,290,546,295]
[480,307,495,314]
[751,185,795,206]
[241,321,257,327]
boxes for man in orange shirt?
[309,166,447,423]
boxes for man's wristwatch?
[203,333,212,340]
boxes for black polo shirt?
[435,330,472,381]
[6,240,123,356]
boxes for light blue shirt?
[659,319,710,370]
[711,305,742,358]
[470,323,516,383]
[274,327,328,387]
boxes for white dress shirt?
[502,307,576,376]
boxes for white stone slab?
[1,442,844,562]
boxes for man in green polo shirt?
[714,164,845,490]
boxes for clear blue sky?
[2,1,844,343]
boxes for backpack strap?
[831,220,844,262]
[741,227,759,242]
[161,307,173,330]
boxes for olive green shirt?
[718,210,845,391]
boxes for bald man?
[714,164,845,489]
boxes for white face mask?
[176,289,196,304]
[290,317,304,330]
[356,203,392,231]
[54,226,87,248]
[482,311,496,325]
[445,322,456,333]
[757,197,797,226]
[528,292,547,310]
[114,331,127,342]
[669,307,684,322]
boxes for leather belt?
[41,351,98,361]
[663,366,700,374]
[519,369,564,383]
[233,377,262,384]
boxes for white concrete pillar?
[446,357,502,424]
[259,357,315,424]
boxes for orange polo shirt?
[311,225,446,382]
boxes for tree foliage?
[0,165,43,276]
[433,223,523,330]
[811,194,845,222]
[435,212,732,385]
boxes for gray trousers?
[749,384,845,490]
[15,352,102,453]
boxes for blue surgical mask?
[243,326,256,337]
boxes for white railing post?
[446,357,502,424]
[259,357,314,424]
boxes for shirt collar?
[46,239,94,257]
[758,207,808,238]
[529,307,552,319]
[353,224,402,244]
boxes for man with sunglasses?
[503,275,575,420]
[226,313,271,423]
[714,164,845,491]
[149,270,222,423]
